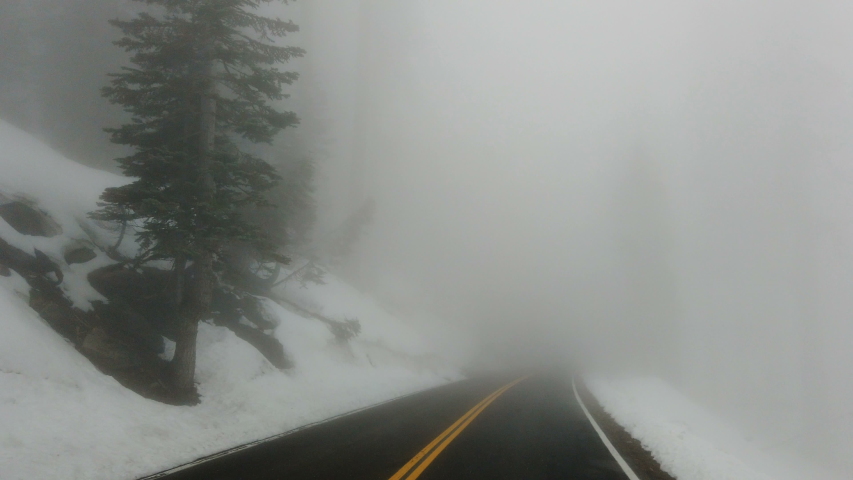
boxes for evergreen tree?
[260,134,318,247]
[93,0,303,399]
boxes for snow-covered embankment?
[587,377,845,480]
[0,120,462,480]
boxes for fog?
[301,0,853,473]
[2,0,853,475]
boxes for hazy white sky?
[300,1,853,472]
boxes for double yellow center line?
[388,375,528,480]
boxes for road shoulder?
[575,379,678,480]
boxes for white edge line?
[136,379,465,480]
[572,377,642,480]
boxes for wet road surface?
[147,373,628,480]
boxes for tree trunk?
[170,251,214,394]
[112,215,127,251]
[171,255,187,310]
[170,295,199,393]
[169,46,217,397]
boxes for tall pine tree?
[93,0,303,398]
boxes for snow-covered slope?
[0,120,462,480]
[588,376,846,480]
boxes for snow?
[0,119,463,480]
[0,121,129,311]
[278,274,433,355]
[587,376,846,480]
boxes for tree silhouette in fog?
[92,0,302,399]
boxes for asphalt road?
[148,374,629,480]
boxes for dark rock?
[0,231,88,344]
[0,263,9,276]
[0,237,45,276]
[88,265,145,298]
[28,287,92,344]
[33,249,62,284]
[92,301,165,354]
[0,201,62,237]
[0,238,63,284]
[88,265,177,338]
[0,230,184,404]
[64,246,97,265]
[82,328,140,369]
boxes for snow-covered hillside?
[0,120,462,480]
[588,377,846,480]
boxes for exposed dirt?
[576,379,678,480]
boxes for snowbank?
[279,274,435,355]
[0,119,462,480]
[587,376,844,480]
